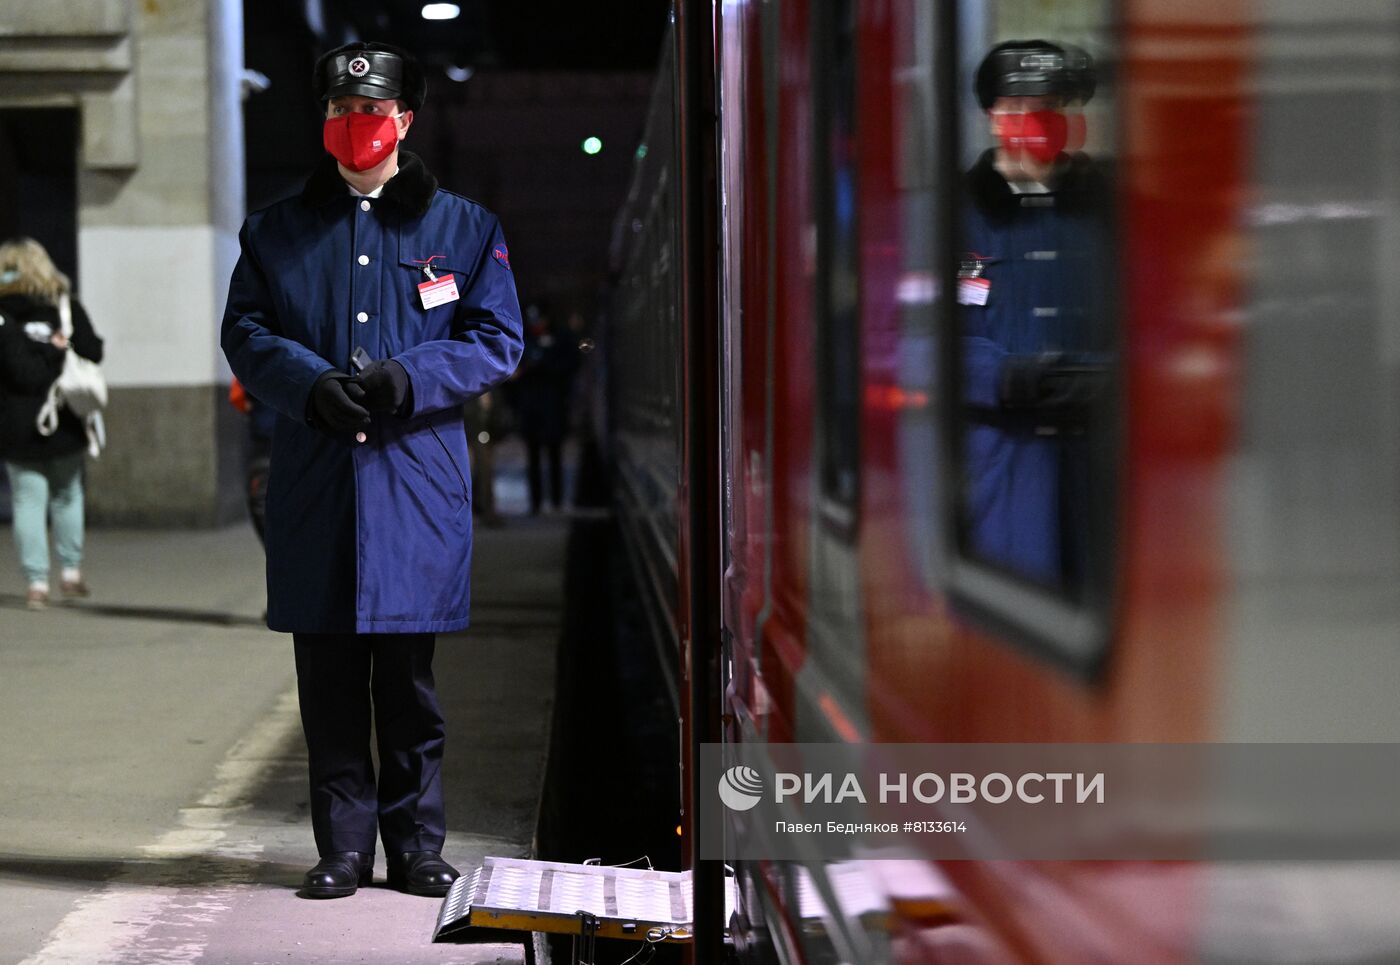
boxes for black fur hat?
[313,41,427,112]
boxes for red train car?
[607,1,1400,962]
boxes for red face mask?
[323,112,400,172]
[997,110,1069,164]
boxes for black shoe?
[387,851,459,897]
[298,851,374,899]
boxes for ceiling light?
[421,3,460,20]
[445,65,474,82]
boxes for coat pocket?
[428,423,469,499]
[403,424,469,523]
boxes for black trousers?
[292,632,445,856]
[526,435,563,512]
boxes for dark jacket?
[0,292,104,463]
[514,325,581,444]
[221,150,523,634]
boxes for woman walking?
[0,238,104,609]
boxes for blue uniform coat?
[958,150,1109,588]
[221,151,523,633]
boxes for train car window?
[608,44,684,706]
[813,0,861,519]
[940,3,1119,671]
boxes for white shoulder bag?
[36,294,108,457]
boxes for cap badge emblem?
[348,56,370,77]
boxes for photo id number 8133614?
[908,821,968,833]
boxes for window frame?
[934,1,1125,678]
[812,0,863,535]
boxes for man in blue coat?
[221,41,523,899]
[957,40,1111,597]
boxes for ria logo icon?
[717,765,764,811]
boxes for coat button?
[360,199,371,211]
[355,431,367,444]
[358,254,370,266]
[356,311,368,323]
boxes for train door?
[719,0,753,735]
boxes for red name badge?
[418,273,460,309]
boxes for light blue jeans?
[5,454,85,585]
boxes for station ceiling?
[316,0,671,71]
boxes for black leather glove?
[999,353,1107,411]
[999,354,1057,408]
[1037,363,1108,410]
[309,370,371,434]
[353,358,411,415]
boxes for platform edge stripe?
[19,687,303,965]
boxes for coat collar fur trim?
[965,149,1105,221]
[301,149,438,219]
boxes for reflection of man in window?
[959,40,1109,594]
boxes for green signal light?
[582,137,603,155]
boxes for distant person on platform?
[462,390,505,527]
[0,238,104,610]
[220,42,523,900]
[514,304,581,515]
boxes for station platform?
[0,506,566,963]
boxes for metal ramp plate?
[434,856,728,945]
